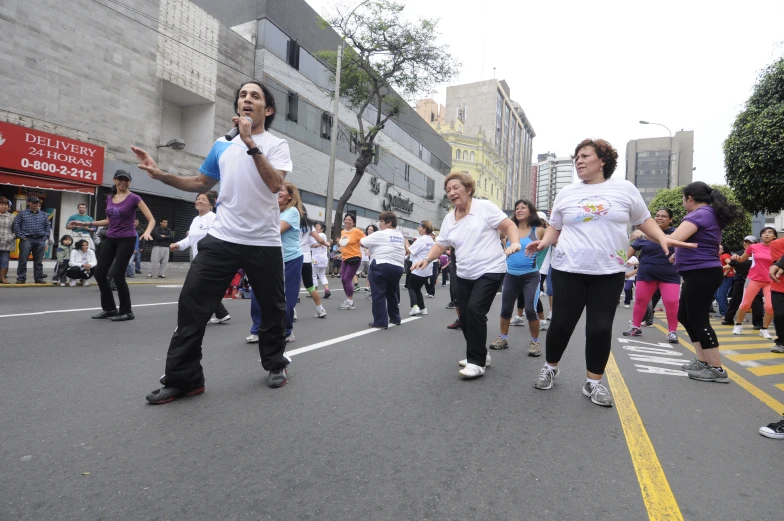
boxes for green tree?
[724,56,784,214]
[647,185,751,250]
[316,0,459,239]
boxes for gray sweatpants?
[150,246,169,277]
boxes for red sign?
[0,121,104,185]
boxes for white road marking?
[0,301,179,319]
[156,285,183,288]
[286,317,421,357]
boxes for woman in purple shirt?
[72,170,154,321]
[668,182,743,383]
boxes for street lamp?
[639,120,673,189]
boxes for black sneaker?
[721,320,733,326]
[324,290,331,299]
[623,327,642,337]
[146,385,205,404]
[92,310,118,319]
[267,354,291,388]
[445,301,456,309]
[759,418,784,439]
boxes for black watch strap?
[247,146,262,156]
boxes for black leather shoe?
[110,312,135,322]
[146,385,205,404]
[34,280,46,284]
[368,322,388,329]
[92,310,118,319]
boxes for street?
[1,277,782,521]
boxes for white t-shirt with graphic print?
[199,131,293,247]
[549,178,650,275]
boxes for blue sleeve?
[281,207,299,229]
[631,239,643,250]
[199,141,232,180]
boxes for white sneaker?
[760,328,773,340]
[540,320,549,331]
[293,308,298,322]
[69,279,77,287]
[315,307,327,318]
[339,300,355,310]
[245,334,259,343]
[409,305,421,316]
[732,324,743,335]
[624,304,630,309]
[546,312,552,321]
[209,314,231,324]
[286,333,295,343]
[458,363,485,379]
[426,294,434,298]
[459,353,491,367]
[510,316,526,326]
[59,282,65,287]
[82,280,90,287]
[420,308,428,315]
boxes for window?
[455,149,461,160]
[470,151,475,162]
[404,164,411,182]
[373,144,380,165]
[287,39,300,70]
[320,111,333,139]
[463,150,469,160]
[286,92,298,123]
[419,143,423,159]
[349,131,358,153]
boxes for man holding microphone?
[131,81,293,404]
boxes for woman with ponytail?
[668,181,744,383]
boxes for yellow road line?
[725,352,784,362]
[605,354,684,521]
[715,336,770,343]
[654,324,784,413]
[748,365,784,376]
[720,344,783,351]
[776,384,784,392]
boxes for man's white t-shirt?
[435,199,508,280]
[199,131,293,246]
[360,228,406,267]
[549,178,650,275]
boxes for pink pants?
[739,279,773,314]
[632,280,680,332]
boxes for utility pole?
[325,44,343,239]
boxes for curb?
[1,280,186,288]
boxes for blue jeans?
[368,260,404,327]
[134,250,142,272]
[251,255,304,337]
[0,250,9,269]
[16,238,46,281]
[715,276,733,315]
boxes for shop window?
[287,92,299,123]
[320,112,333,139]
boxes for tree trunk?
[332,166,367,241]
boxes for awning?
[0,171,96,195]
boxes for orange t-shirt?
[770,238,784,294]
[339,227,366,260]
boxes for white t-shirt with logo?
[435,199,508,280]
[360,228,406,268]
[199,131,293,246]
[549,178,650,275]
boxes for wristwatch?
[247,146,263,156]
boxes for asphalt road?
[1,277,782,521]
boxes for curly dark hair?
[573,138,618,179]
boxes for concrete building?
[535,153,573,212]
[0,0,451,265]
[417,79,535,209]
[625,130,694,205]
[416,100,506,207]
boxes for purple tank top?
[106,193,142,238]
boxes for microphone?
[225,116,253,141]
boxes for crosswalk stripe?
[725,352,784,362]
[748,364,784,376]
[720,344,782,351]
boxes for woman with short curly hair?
[525,139,694,407]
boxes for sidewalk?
[0,263,190,288]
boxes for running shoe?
[146,385,205,405]
[582,381,614,407]
[732,324,743,335]
[528,340,541,357]
[353,283,360,291]
[208,314,231,324]
[83,280,90,287]
[510,316,526,326]
[245,334,259,344]
[772,345,784,353]
[539,320,549,331]
[667,332,679,343]
[760,329,772,340]
[681,357,704,371]
[339,300,355,310]
[315,308,327,318]
[323,290,331,299]
[721,320,734,326]
[759,418,784,439]
[458,363,485,379]
[445,301,456,309]
[409,305,421,316]
[447,320,461,330]
[69,279,77,287]
[624,304,630,309]
[643,320,654,327]
[488,336,509,350]
[623,327,642,337]
[293,309,298,322]
[267,355,291,388]
[420,308,428,315]
[426,294,434,298]
[687,364,730,383]
[533,365,559,390]
[286,334,295,343]
[459,354,491,367]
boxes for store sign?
[382,184,414,214]
[0,121,104,185]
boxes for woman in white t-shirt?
[298,208,330,319]
[360,212,407,328]
[411,172,521,380]
[407,220,435,316]
[524,139,694,407]
[311,222,331,298]
[622,255,639,308]
[170,191,231,325]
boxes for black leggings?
[408,273,429,309]
[546,269,625,375]
[678,267,723,349]
[94,236,136,314]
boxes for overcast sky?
[305,0,783,186]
